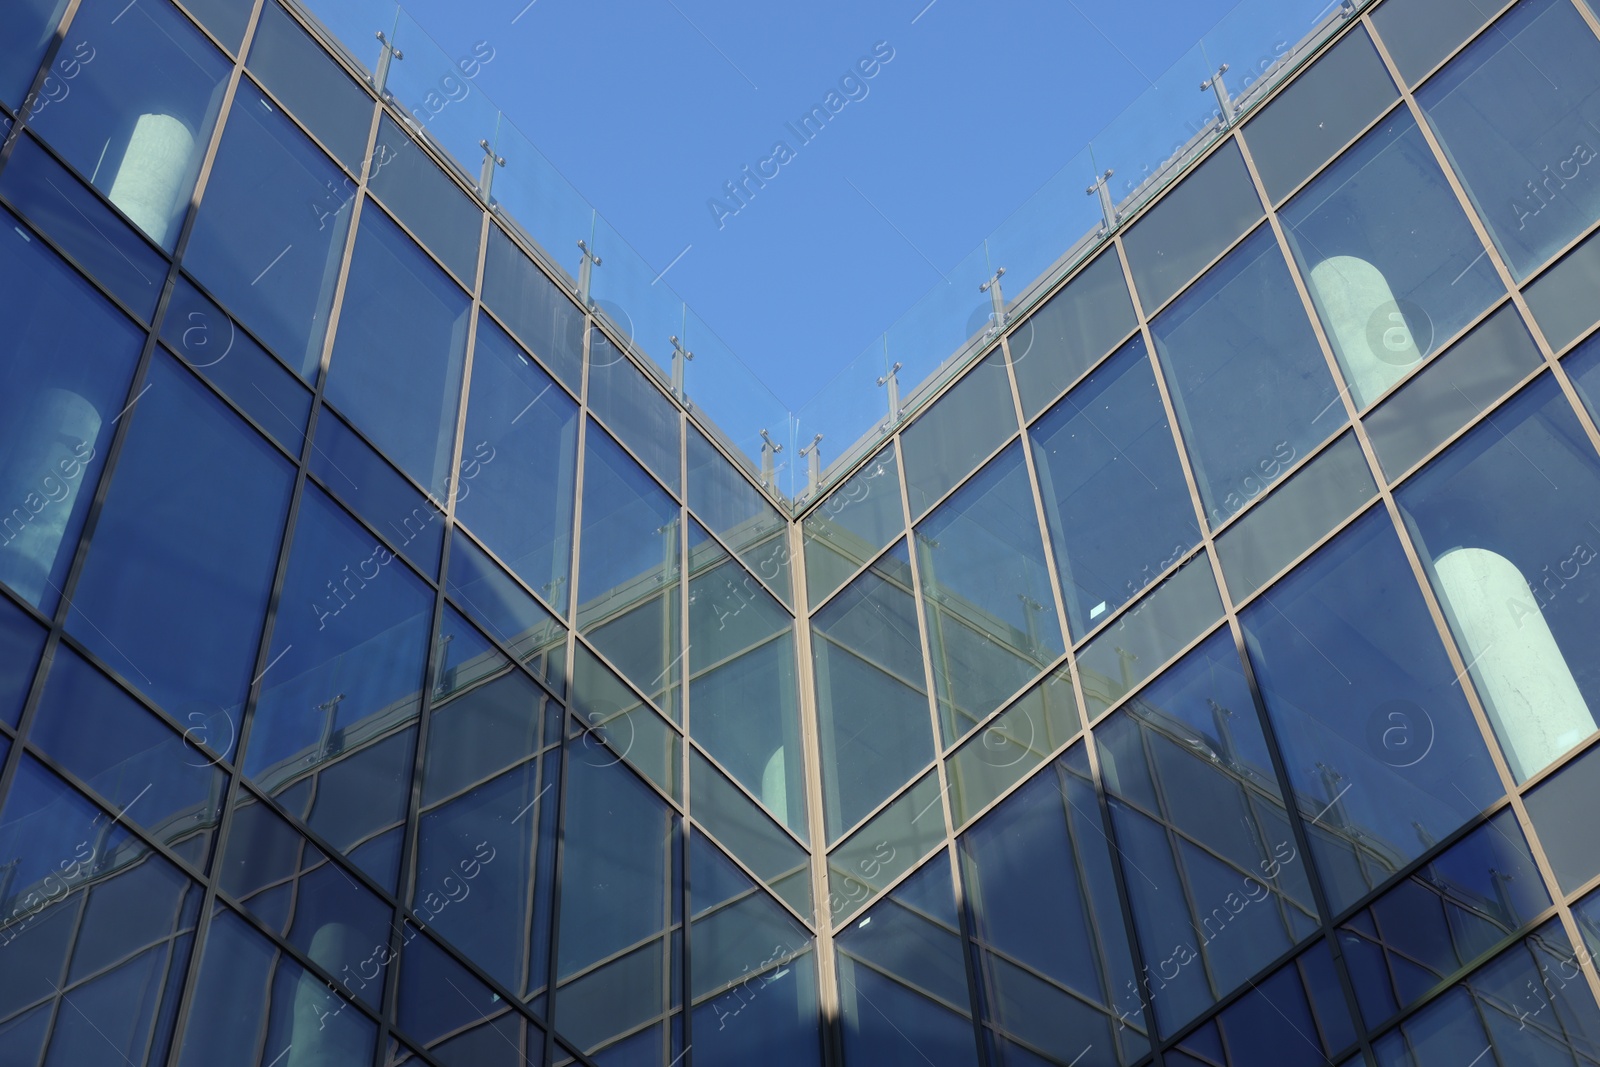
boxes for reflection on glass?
[688,426,791,606]
[1370,0,1503,85]
[247,0,373,170]
[1282,111,1502,409]
[0,593,45,728]
[570,641,681,803]
[0,0,68,110]
[369,115,482,286]
[1524,740,1600,894]
[1175,940,1354,1067]
[588,328,683,495]
[1417,0,1600,278]
[1031,334,1200,636]
[482,225,585,392]
[1525,228,1600,352]
[446,530,567,694]
[812,542,935,842]
[184,88,353,381]
[901,348,1018,519]
[1151,225,1342,526]
[1397,375,1600,781]
[690,749,811,919]
[961,746,1149,1064]
[398,921,547,1062]
[827,771,946,925]
[309,409,444,577]
[1009,248,1137,418]
[1097,630,1319,1034]
[1241,509,1502,913]
[917,443,1063,745]
[32,0,230,249]
[802,441,905,606]
[947,667,1078,826]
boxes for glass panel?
[325,206,469,499]
[836,856,982,1067]
[588,328,682,496]
[802,441,904,606]
[32,0,230,249]
[1240,508,1503,913]
[447,531,567,693]
[1371,0,1504,85]
[570,642,681,803]
[482,224,585,393]
[309,408,445,577]
[1416,0,1600,278]
[1031,333,1201,636]
[68,352,293,723]
[0,133,166,318]
[828,771,946,926]
[0,213,142,614]
[961,746,1149,1063]
[1365,304,1543,480]
[0,594,45,728]
[1077,555,1225,720]
[576,422,682,720]
[242,483,430,888]
[1217,432,1377,600]
[0,0,67,110]
[1338,810,1550,1028]
[946,667,1078,826]
[1150,224,1343,526]
[178,0,253,53]
[1009,247,1137,419]
[687,427,790,606]
[370,114,482,286]
[690,749,811,919]
[1525,226,1600,352]
[184,85,353,381]
[811,542,935,842]
[900,348,1017,519]
[917,443,1064,745]
[162,276,313,455]
[1243,25,1400,203]
[247,0,374,171]
[1397,374,1600,781]
[1525,741,1600,893]
[1206,941,1355,1066]
[1097,630,1320,1034]
[1281,110,1504,409]
[1123,141,1265,313]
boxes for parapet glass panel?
[1370,0,1504,85]
[688,427,791,606]
[0,593,45,728]
[325,205,469,500]
[1151,224,1342,526]
[0,213,142,614]
[1525,226,1600,352]
[0,0,68,110]
[588,328,682,496]
[916,442,1064,746]
[248,1,374,171]
[1416,0,1600,279]
[184,87,353,382]
[900,348,1017,519]
[802,440,904,607]
[1281,110,1503,410]
[1397,375,1600,782]
[1123,140,1264,314]
[1243,25,1399,204]
[32,0,230,250]
[960,746,1149,1063]
[370,114,482,286]
[1240,508,1503,914]
[482,224,584,392]
[1031,333,1201,637]
[68,352,293,730]
[811,542,935,842]
[1009,248,1137,419]
[947,667,1078,827]
[456,312,578,613]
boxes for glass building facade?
[3,0,1600,1064]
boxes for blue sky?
[379,0,1243,407]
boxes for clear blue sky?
[377,0,1243,407]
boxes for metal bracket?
[477,139,506,200]
[374,30,403,98]
[798,434,824,498]
[1087,169,1118,236]
[1201,63,1235,130]
[669,335,694,400]
[979,267,1007,337]
[576,239,602,309]
[877,361,904,428]
[758,429,784,490]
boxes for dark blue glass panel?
[1397,375,1600,782]
[0,134,166,318]
[0,210,142,614]
[180,0,254,53]
[399,927,544,1065]
[1525,742,1600,894]
[247,0,373,171]
[31,645,227,867]
[1210,941,1355,1066]
[1241,509,1502,913]
[693,950,821,1067]
[456,312,579,612]
[325,206,469,499]
[370,114,482,286]
[31,0,230,250]
[184,86,352,382]
[901,348,1018,520]
[0,594,45,727]
[0,0,66,110]
[447,532,566,695]
[1031,333,1201,636]
[482,225,585,392]
[310,409,444,577]
[1009,246,1137,420]
[69,352,294,724]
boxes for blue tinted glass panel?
[247,1,373,171]
[1151,225,1342,526]
[456,313,579,611]
[802,441,904,606]
[370,114,482,286]
[69,352,293,723]
[184,87,352,382]
[901,349,1018,519]
[0,594,44,727]
[1526,227,1600,352]
[1241,509,1502,913]
[447,531,567,693]
[687,426,790,606]
[1031,334,1201,636]
[32,0,229,249]
[483,225,584,391]
[1009,247,1137,419]
[589,329,682,495]
[1210,941,1355,1066]
[0,0,67,109]
[179,0,253,53]
[0,213,142,614]
[325,207,469,499]
[1525,742,1600,894]
[309,409,444,577]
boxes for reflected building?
[4,0,1600,1065]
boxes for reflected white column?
[1307,256,1421,408]
[1434,546,1594,780]
[107,113,195,246]
[289,921,369,1066]
[762,746,789,825]
[0,388,99,606]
